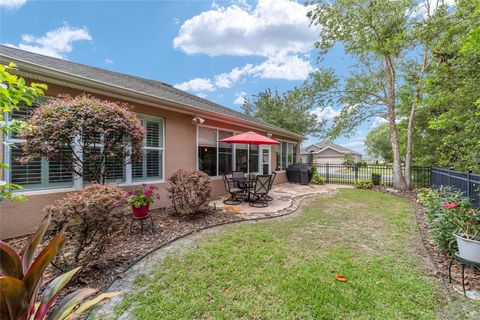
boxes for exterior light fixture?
[192,116,205,125]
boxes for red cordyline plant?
[0,214,119,320]
[20,94,144,184]
[442,201,480,241]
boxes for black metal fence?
[309,163,431,189]
[431,167,480,208]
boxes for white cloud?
[105,58,114,64]
[173,18,180,25]
[0,0,27,9]
[174,78,216,92]
[233,91,247,105]
[174,0,319,57]
[5,23,92,59]
[176,53,313,94]
[196,93,207,99]
[311,106,340,122]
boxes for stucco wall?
[1,82,298,239]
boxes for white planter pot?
[455,234,480,263]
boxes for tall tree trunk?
[405,91,419,189]
[405,51,429,189]
[385,57,407,191]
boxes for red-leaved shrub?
[45,183,125,271]
[167,170,211,215]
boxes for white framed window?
[131,116,164,182]
[275,140,298,171]
[2,102,165,191]
[196,125,271,177]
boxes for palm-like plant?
[0,214,118,320]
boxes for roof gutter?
[0,56,303,140]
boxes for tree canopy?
[242,88,323,137]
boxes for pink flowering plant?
[126,184,160,208]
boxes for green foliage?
[414,0,480,172]
[167,170,211,215]
[418,186,479,252]
[342,153,355,165]
[20,94,145,183]
[45,184,125,271]
[365,124,394,162]
[371,173,381,186]
[311,173,326,185]
[242,88,323,137]
[0,62,46,201]
[0,214,118,320]
[310,164,317,176]
[126,184,160,208]
[354,179,373,189]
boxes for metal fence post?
[467,171,472,200]
[326,163,329,183]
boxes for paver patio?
[210,183,344,218]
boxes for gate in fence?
[431,167,480,208]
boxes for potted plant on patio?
[126,184,160,218]
[443,201,480,262]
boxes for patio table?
[233,177,255,202]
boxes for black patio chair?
[222,174,244,205]
[265,171,277,201]
[232,171,245,188]
[248,175,272,208]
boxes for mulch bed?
[373,186,480,296]
[6,206,244,295]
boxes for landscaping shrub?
[311,173,326,185]
[310,164,317,176]
[418,186,479,252]
[371,173,381,186]
[168,169,211,215]
[354,179,373,189]
[45,183,125,271]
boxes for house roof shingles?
[0,45,301,139]
[301,141,362,155]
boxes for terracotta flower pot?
[131,204,150,218]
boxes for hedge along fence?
[431,167,480,208]
[308,163,431,189]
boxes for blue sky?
[0,0,374,153]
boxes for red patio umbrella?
[218,131,279,176]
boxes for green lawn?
[112,190,473,319]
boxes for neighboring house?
[300,141,362,165]
[0,45,302,239]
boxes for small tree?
[0,62,46,200]
[343,153,355,166]
[20,94,144,183]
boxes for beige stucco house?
[300,141,362,165]
[0,46,302,239]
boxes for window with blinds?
[132,117,164,181]
[5,101,74,190]
[3,103,165,191]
